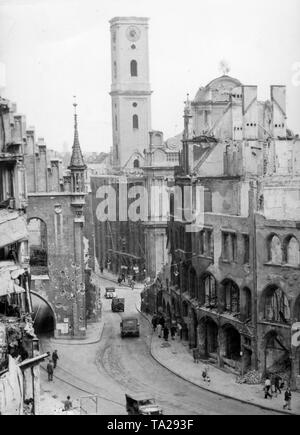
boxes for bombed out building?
[24,103,99,338]
[142,75,300,389]
[0,96,50,415]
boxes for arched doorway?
[198,317,218,360]
[264,330,291,375]
[221,324,241,361]
[30,291,56,337]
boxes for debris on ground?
[236,370,262,385]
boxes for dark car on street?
[120,316,140,338]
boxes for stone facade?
[142,75,300,389]
[110,17,152,170]
[24,105,98,338]
[0,96,31,313]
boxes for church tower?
[110,17,152,170]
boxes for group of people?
[151,315,181,341]
[264,375,292,410]
[117,273,136,289]
[46,350,59,382]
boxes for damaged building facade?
[24,103,99,338]
[142,75,300,389]
[0,96,49,415]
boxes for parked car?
[111,297,125,312]
[125,393,163,415]
[120,316,140,338]
[105,287,116,299]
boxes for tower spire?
[69,96,86,170]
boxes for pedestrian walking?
[52,350,59,369]
[202,367,207,382]
[274,375,282,395]
[264,376,272,399]
[193,348,200,363]
[47,360,54,382]
[163,326,169,341]
[100,265,103,274]
[177,322,182,340]
[158,316,165,328]
[170,320,177,340]
[157,323,162,338]
[283,387,292,410]
[151,315,158,332]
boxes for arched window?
[133,159,140,168]
[285,236,300,266]
[28,218,48,274]
[268,234,282,264]
[203,274,217,307]
[133,114,139,129]
[130,60,138,77]
[264,286,290,323]
[223,280,240,314]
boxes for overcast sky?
[0,0,299,153]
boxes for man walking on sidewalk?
[283,387,292,410]
[274,375,282,395]
[163,326,169,341]
[52,350,59,369]
[264,376,272,399]
[47,360,54,382]
[157,323,162,338]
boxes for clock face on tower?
[126,26,141,42]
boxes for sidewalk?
[50,321,104,346]
[141,311,300,415]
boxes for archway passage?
[222,325,241,361]
[199,317,218,360]
[265,330,291,375]
[31,292,55,337]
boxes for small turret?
[68,97,86,193]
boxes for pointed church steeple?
[69,97,86,170]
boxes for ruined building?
[24,102,98,338]
[0,96,48,415]
[142,75,300,390]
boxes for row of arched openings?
[268,234,300,266]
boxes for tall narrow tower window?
[133,114,139,129]
[130,60,138,77]
[113,61,117,79]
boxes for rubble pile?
[236,370,262,385]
